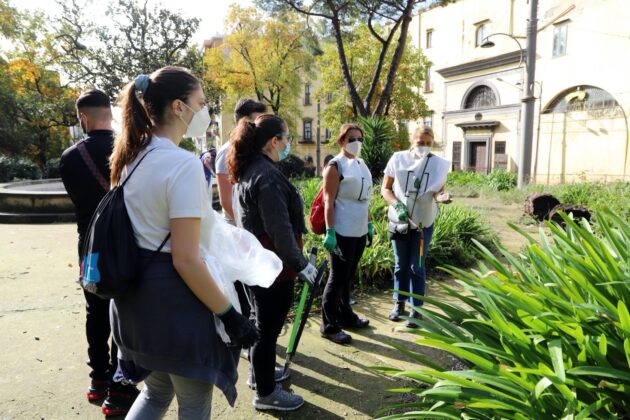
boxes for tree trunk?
[373,0,415,116]
[328,5,367,116]
[524,193,560,222]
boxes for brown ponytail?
[110,66,201,185]
[227,114,285,183]
[110,82,153,185]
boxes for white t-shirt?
[384,150,450,228]
[214,140,234,223]
[332,154,372,237]
[121,136,213,254]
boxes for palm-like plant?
[377,208,630,419]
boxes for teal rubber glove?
[366,222,374,247]
[323,228,337,252]
[393,201,408,222]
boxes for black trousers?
[84,290,117,380]
[234,280,252,320]
[249,279,294,396]
[321,233,366,334]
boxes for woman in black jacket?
[227,114,317,412]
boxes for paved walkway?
[0,223,455,419]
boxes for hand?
[218,304,259,348]
[436,192,452,204]
[323,228,337,252]
[298,262,317,285]
[393,201,408,222]
[366,222,374,247]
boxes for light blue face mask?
[278,140,291,161]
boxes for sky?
[13,0,254,46]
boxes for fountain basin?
[0,179,75,223]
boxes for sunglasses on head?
[347,137,363,143]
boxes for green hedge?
[0,155,42,182]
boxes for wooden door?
[468,143,487,173]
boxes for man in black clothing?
[60,89,137,416]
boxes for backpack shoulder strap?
[120,148,156,188]
[76,142,110,192]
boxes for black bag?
[80,149,169,299]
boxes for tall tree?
[0,3,76,165]
[205,5,318,132]
[317,24,430,131]
[256,0,454,117]
[54,0,220,112]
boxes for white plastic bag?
[202,209,283,343]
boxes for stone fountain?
[0,179,75,223]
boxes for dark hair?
[234,98,266,123]
[323,154,334,166]
[227,114,285,183]
[76,89,110,110]
[110,66,200,184]
[336,123,363,146]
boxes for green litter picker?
[282,246,328,377]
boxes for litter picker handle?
[309,246,318,264]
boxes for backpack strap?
[76,142,110,192]
[120,148,156,188]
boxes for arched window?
[544,85,620,114]
[464,85,497,109]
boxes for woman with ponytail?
[227,115,317,412]
[109,66,258,419]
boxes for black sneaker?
[86,379,108,402]
[342,317,370,329]
[101,383,139,417]
[388,302,405,322]
[405,311,423,328]
[321,330,352,345]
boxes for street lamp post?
[481,0,539,188]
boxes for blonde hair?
[412,125,434,141]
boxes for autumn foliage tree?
[205,5,318,132]
[317,24,430,132]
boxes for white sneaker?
[253,384,304,411]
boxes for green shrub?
[487,169,517,191]
[358,116,395,177]
[446,171,486,188]
[0,155,42,182]
[178,138,196,153]
[294,178,493,289]
[429,205,493,268]
[45,157,61,179]
[377,208,630,418]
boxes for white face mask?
[413,145,431,158]
[345,141,362,157]
[180,102,211,138]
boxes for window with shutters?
[452,142,462,171]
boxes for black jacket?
[60,130,114,255]
[236,154,308,273]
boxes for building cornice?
[437,50,525,78]
[455,121,501,130]
[444,104,521,116]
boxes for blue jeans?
[392,224,434,308]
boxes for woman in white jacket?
[380,126,451,328]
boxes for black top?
[60,130,114,255]
[235,154,308,272]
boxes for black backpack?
[80,149,169,299]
